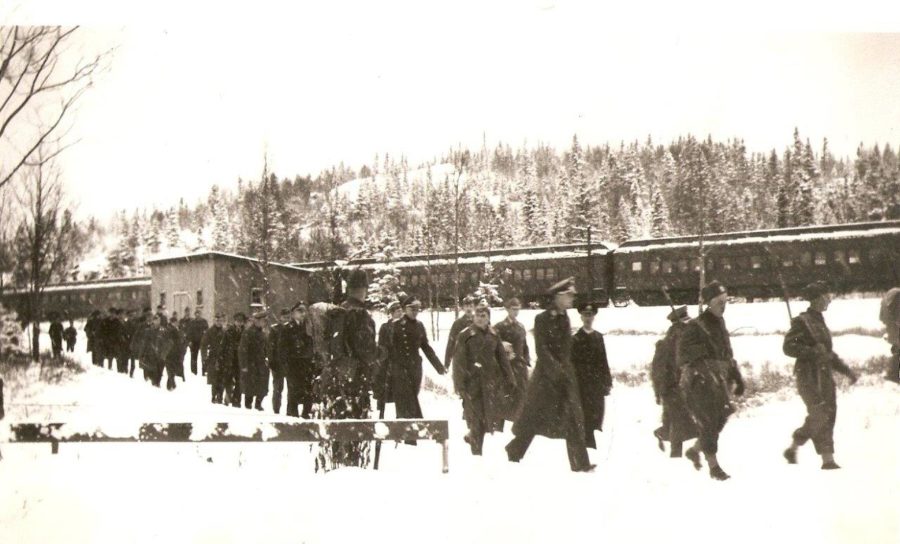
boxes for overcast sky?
[7,2,900,219]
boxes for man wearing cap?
[493,296,530,421]
[122,309,138,377]
[130,307,153,380]
[374,301,402,410]
[49,312,64,358]
[186,308,209,376]
[101,307,118,370]
[144,313,175,388]
[280,302,315,417]
[445,296,477,374]
[391,295,446,424]
[239,310,270,411]
[454,304,516,455]
[650,305,696,457]
[506,277,594,472]
[85,310,102,366]
[572,301,613,449]
[168,314,187,381]
[267,308,290,414]
[677,280,745,480]
[201,313,227,404]
[110,308,129,374]
[318,268,379,468]
[783,281,858,470]
[221,313,246,407]
[63,317,77,353]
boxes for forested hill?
[60,128,900,282]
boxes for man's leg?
[272,371,284,414]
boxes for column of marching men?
[66,268,898,479]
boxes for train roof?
[292,242,613,270]
[147,251,313,273]
[1,276,152,295]
[615,220,900,254]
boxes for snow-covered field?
[1,298,897,544]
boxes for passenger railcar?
[0,277,152,321]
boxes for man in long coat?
[201,313,227,403]
[571,301,613,449]
[143,313,174,388]
[85,310,102,366]
[650,305,696,457]
[374,301,402,408]
[164,314,184,390]
[280,302,316,418]
[881,287,900,383]
[444,296,475,373]
[783,281,858,469]
[169,315,187,381]
[677,280,745,481]
[493,297,530,422]
[391,295,446,422]
[221,313,246,407]
[239,310,270,410]
[130,308,152,381]
[48,313,64,358]
[110,309,129,374]
[268,308,290,414]
[506,277,594,472]
[454,304,515,455]
[186,308,209,376]
[63,319,77,353]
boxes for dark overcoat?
[511,309,586,440]
[49,322,64,351]
[141,326,174,376]
[267,322,285,376]
[493,317,530,420]
[374,319,397,403]
[390,315,444,418]
[650,321,696,443]
[445,314,473,370]
[238,324,269,398]
[200,325,225,385]
[84,317,98,353]
[571,328,612,432]
[187,317,209,346]
[279,319,316,403]
[220,325,243,392]
[453,324,515,433]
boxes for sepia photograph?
[0,1,899,543]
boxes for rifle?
[660,283,676,315]
[763,244,792,321]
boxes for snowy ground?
[1,298,898,544]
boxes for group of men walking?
[651,279,861,480]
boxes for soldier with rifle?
[782,281,858,470]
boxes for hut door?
[173,292,191,318]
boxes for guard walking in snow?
[280,302,316,418]
[650,305,696,457]
[445,295,476,372]
[571,301,612,449]
[221,313,246,407]
[783,281,858,470]
[493,296,530,422]
[201,313,226,403]
[238,310,270,410]
[389,295,446,423]
[505,277,594,472]
[454,304,516,455]
[267,308,290,413]
[677,280,745,481]
[186,308,209,376]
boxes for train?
[2,220,898,320]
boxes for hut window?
[751,256,762,269]
[631,261,643,272]
[196,289,203,306]
[159,292,166,307]
[650,261,660,274]
[250,288,263,306]
[536,268,545,280]
[814,251,827,265]
[523,269,533,280]
[848,249,860,264]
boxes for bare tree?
[0,26,109,190]
[451,148,470,320]
[13,146,77,360]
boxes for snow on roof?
[370,249,606,270]
[614,226,900,254]
[147,251,313,273]
[3,277,152,295]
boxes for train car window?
[662,261,673,274]
[848,249,860,264]
[80,293,86,301]
[721,257,732,271]
[631,261,643,272]
[513,269,522,281]
[411,275,419,286]
[523,269,533,280]
[546,267,557,280]
[250,288,263,306]
[196,289,203,306]
[814,251,827,265]
[692,258,701,272]
[705,258,714,271]
[834,250,846,264]
[782,257,794,267]
[800,252,812,266]
[677,259,688,272]
[751,256,762,269]
[536,268,545,280]
[650,261,659,274]
[159,292,166,307]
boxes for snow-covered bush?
[0,304,27,360]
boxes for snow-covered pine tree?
[564,134,594,241]
[164,207,180,250]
